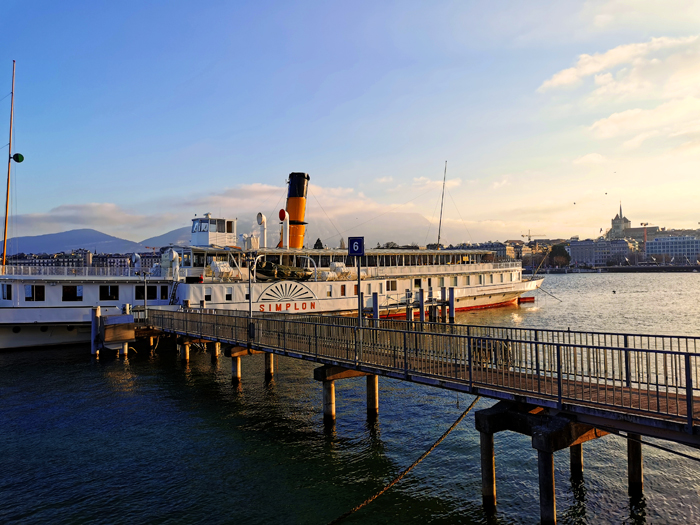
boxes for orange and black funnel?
[286,172,309,249]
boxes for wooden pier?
[114,304,699,524]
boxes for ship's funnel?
[285,172,310,249]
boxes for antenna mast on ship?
[436,160,447,250]
[2,60,23,266]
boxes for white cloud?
[589,97,700,138]
[14,204,177,238]
[573,153,606,164]
[412,176,461,190]
[579,0,700,34]
[622,131,660,150]
[538,36,698,92]
[375,176,394,183]
[491,178,510,189]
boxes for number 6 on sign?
[348,237,364,256]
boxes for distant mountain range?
[2,210,443,255]
[140,227,191,249]
[2,226,191,256]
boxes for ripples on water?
[1,274,699,524]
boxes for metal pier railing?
[149,310,700,442]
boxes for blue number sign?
[348,236,364,257]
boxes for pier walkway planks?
[149,310,700,446]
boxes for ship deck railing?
[0,265,173,279]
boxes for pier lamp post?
[2,60,24,267]
[247,252,256,342]
[348,237,365,328]
[142,268,149,321]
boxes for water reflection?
[629,494,647,524]
[565,477,588,522]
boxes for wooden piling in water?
[570,443,583,480]
[232,356,241,382]
[538,450,556,525]
[480,431,496,511]
[418,289,425,323]
[323,380,335,423]
[180,342,190,361]
[448,287,455,323]
[628,433,643,497]
[405,290,413,321]
[265,352,274,380]
[440,286,447,323]
[367,374,378,419]
[91,306,101,356]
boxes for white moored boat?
[0,172,542,349]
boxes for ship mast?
[2,60,16,267]
[436,160,447,250]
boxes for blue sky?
[2,1,700,247]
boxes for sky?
[1,0,700,248]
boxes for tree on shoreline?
[550,244,571,267]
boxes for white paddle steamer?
[0,173,541,349]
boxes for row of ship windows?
[325,273,517,298]
[0,284,168,302]
[198,273,520,302]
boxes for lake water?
[1,273,699,524]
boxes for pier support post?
[405,290,413,321]
[418,289,425,323]
[428,288,435,323]
[366,374,378,419]
[448,287,455,323]
[91,306,101,356]
[476,401,609,525]
[480,431,496,512]
[538,450,557,525]
[314,365,372,424]
[149,336,155,348]
[627,433,643,497]
[323,380,335,424]
[119,342,128,357]
[440,287,447,323]
[211,342,220,360]
[265,352,274,380]
[570,443,583,480]
[180,342,190,361]
[232,357,241,382]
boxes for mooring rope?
[327,395,481,525]
[537,286,563,302]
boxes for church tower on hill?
[609,202,631,239]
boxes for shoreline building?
[6,249,92,268]
[646,236,700,263]
[567,239,635,267]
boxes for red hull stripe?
[381,298,518,319]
